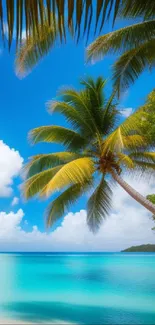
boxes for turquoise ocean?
[0,253,155,324]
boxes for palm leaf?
[24,165,63,199]
[102,127,125,153]
[58,87,101,134]
[15,12,59,78]
[58,79,115,137]
[102,113,147,154]
[29,125,87,150]
[121,0,155,19]
[47,100,94,136]
[80,76,107,132]
[1,0,122,48]
[117,153,134,169]
[130,152,155,163]
[112,39,155,94]
[25,152,81,178]
[123,135,147,150]
[46,181,91,227]
[87,176,112,233]
[133,160,155,178]
[87,20,155,63]
[41,157,95,197]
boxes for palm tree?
[87,3,155,95]
[24,77,155,232]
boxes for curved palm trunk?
[111,171,155,214]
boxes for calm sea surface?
[0,253,155,324]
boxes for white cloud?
[11,197,19,206]
[0,177,155,252]
[0,141,23,197]
[120,107,133,117]
[0,209,24,237]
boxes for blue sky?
[0,22,155,251]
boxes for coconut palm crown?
[24,77,155,232]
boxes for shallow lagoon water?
[0,253,155,324]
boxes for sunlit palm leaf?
[123,135,146,150]
[16,13,59,78]
[24,165,63,199]
[102,130,145,154]
[102,110,147,154]
[29,125,87,150]
[87,20,155,63]
[117,153,134,169]
[46,181,91,227]
[102,127,125,153]
[41,157,95,197]
[87,176,112,233]
[25,152,81,178]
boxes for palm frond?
[47,100,94,137]
[133,160,155,177]
[87,176,112,233]
[46,181,91,227]
[58,87,101,132]
[112,39,155,94]
[80,76,107,133]
[121,0,155,19]
[15,12,59,78]
[102,115,147,154]
[24,165,62,199]
[25,152,81,178]
[130,152,155,163]
[87,20,155,63]
[41,157,95,197]
[3,0,155,49]
[29,125,87,150]
[123,135,146,150]
[102,127,125,153]
[121,106,151,136]
[1,0,123,48]
[58,78,117,137]
[111,101,155,175]
[117,153,134,169]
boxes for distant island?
[122,244,155,252]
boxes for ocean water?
[0,253,155,324]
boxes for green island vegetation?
[122,244,155,252]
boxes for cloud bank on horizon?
[0,140,155,252]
